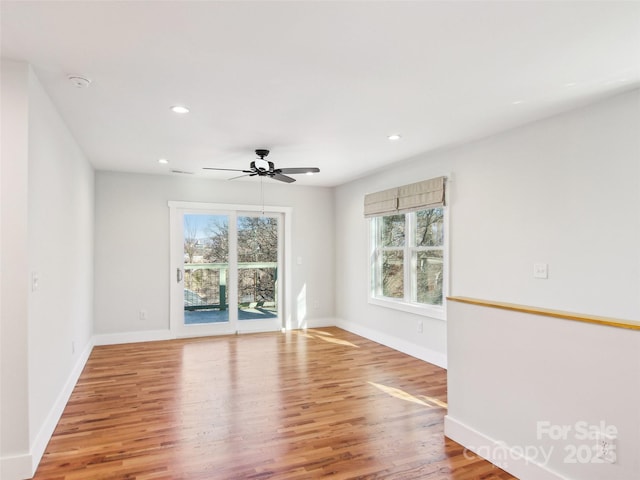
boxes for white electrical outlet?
[31,271,40,292]
[139,309,148,321]
[533,263,548,279]
[417,320,423,333]
[595,432,617,463]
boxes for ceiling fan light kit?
[204,149,320,183]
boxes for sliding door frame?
[168,201,293,337]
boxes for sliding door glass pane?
[237,215,278,320]
[183,214,229,324]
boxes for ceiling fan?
[203,149,320,183]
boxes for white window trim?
[367,207,449,321]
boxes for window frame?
[368,207,448,321]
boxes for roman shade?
[364,176,445,217]
[364,186,399,217]
[397,176,445,213]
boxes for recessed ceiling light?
[170,105,190,114]
[512,100,525,105]
[158,158,169,164]
[387,134,402,141]
[564,82,577,88]
[306,172,314,176]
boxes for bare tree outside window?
[184,215,229,307]
[373,208,445,309]
[204,218,229,263]
[182,213,281,323]
[415,209,444,305]
[380,215,405,298]
[237,216,278,304]
[183,217,199,263]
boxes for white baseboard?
[93,329,173,346]
[336,319,447,369]
[444,415,569,480]
[299,317,338,329]
[0,453,32,480]
[28,338,95,475]
[93,325,342,345]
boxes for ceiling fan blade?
[272,173,296,183]
[277,167,320,175]
[203,167,252,173]
[228,173,253,181]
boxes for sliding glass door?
[170,203,287,337]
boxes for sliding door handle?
[176,268,183,283]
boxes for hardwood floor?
[33,328,516,479]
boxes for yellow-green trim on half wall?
[447,296,640,331]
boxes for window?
[370,207,446,319]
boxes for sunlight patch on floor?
[315,335,359,347]
[295,332,315,339]
[306,329,334,336]
[293,330,359,348]
[418,394,448,409]
[368,381,447,409]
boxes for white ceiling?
[2,1,639,187]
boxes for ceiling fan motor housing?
[255,149,270,159]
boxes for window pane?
[381,215,405,247]
[184,214,229,324]
[382,251,404,298]
[416,208,444,247]
[416,250,443,305]
[237,216,278,320]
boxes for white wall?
[0,60,95,480]
[446,89,639,320]
[26,68,95,465]
[1,60,31,480]
[334,88,640,367]
[94,172,335,336]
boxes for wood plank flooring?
[33,328,516,479]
